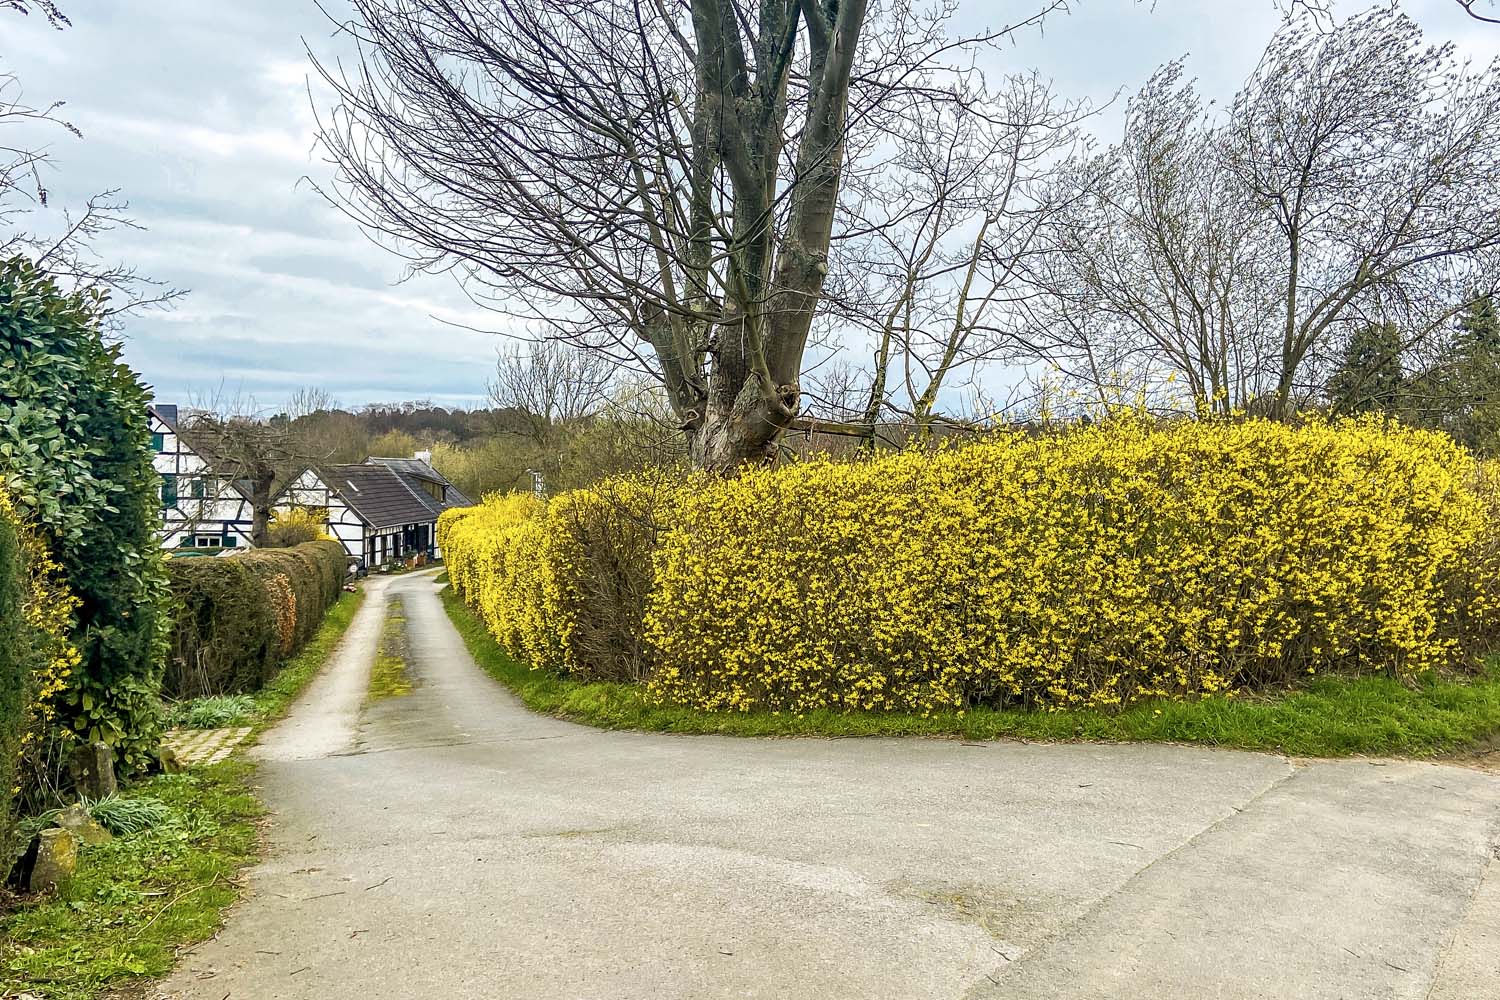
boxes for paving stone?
[162,726,254,766]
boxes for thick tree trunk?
[690,373,797,470]
[251,472,274,547]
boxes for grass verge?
[0,586,366,1000]
[0,761,261,1000]
[441,585,1500,758]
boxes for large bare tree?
[310,0,1059,469]
[1016,6,1500,417]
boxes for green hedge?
[164,540,346,698]
[0,256,170,775]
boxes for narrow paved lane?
[158,572,1500,999]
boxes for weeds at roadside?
[84,794,172,836]
[167,694,256,729]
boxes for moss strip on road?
[1,587,366,1000]
[441,585,1500,759]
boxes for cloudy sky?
[4,0,1497,412]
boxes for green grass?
[440,586,1500,758]
[367,605,412,700]
[0,586,367,1000]
[0,762,262,1000]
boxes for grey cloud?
[5,0,1496,410]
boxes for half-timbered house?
[149,403,256,550]
[276,453,470,568]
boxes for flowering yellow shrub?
[646,416,1496,712]
[268,506,331,547]
[439,477,674,680]
[440,417,1500,714]
[1,486,79,844]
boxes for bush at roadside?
[164,540,346,698]
[438,477,674,682]
[442,415,1500,714]
[0,488,80,865]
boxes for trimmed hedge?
[438,476,673,682]
[164,540,346,698]
[442,416,1500,714]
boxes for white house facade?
[149,404,256,550]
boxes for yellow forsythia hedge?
[443,417,1500,713]
[439,477,673,682]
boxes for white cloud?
[2,0,1496,410]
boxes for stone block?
[57,802,112,846]
[27,828,76,893]
[69,740,117,799]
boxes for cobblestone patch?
[163,726,254,766]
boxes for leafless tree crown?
[310,0,1062,467]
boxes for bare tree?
[1017,6,1500,418]
[1456,0,1500,25]
[1,1,69,27]
[835,71,1088,442]
[0,3,180,316]
[489,339,615,444]
[310,0,1061,469]
[284,386,337,420]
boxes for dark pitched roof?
[150,403,179,426]
[366,456,473,508]
[322,464,441,528]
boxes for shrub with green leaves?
[0,256,169,775]
[164,540,346,697]
[167,695,256,730]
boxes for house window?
[190,477,206,499]
[193,534,221,548]
[150,432,165,451]
[160,474,178,507]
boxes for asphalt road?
[156,571,1500,1000]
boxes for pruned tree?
[310,0,1062,469]
[177,406,315,548]
[1016,6,1500,419]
